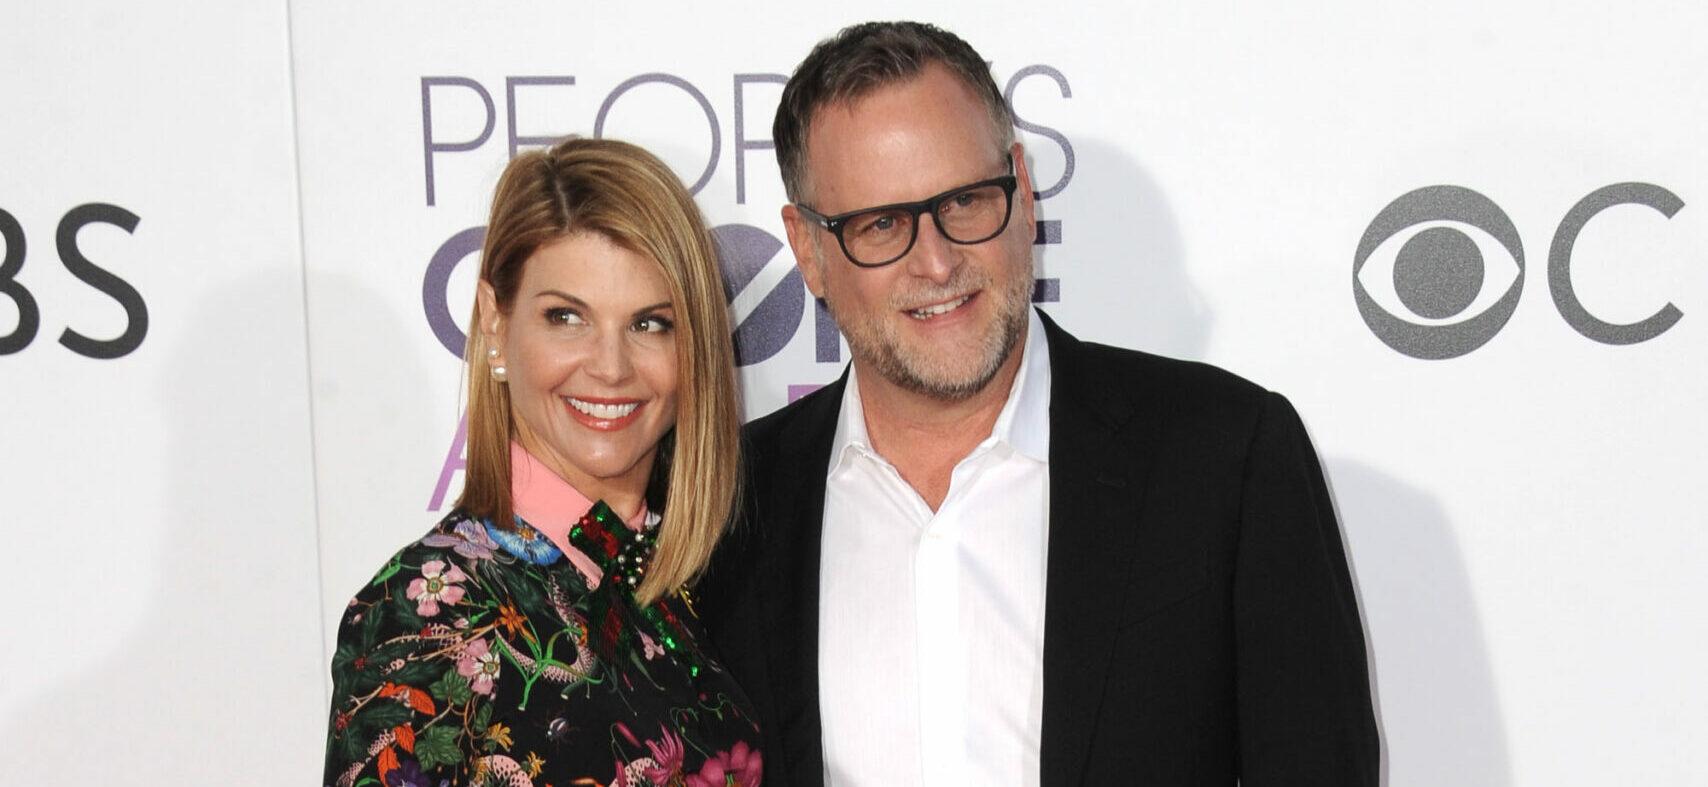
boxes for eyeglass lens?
[841,183,1010,265]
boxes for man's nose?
[903,213,957,284]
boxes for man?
[698,21,1378,786]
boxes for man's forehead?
[798,66,1004,210]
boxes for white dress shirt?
[819,309,1052,786]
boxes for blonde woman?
[324,138,759,787]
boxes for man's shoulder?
[1054,334,1312,479]
[742,376,844,455]
[1054,328,1274,421]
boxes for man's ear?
[475,279,506,355]
[1010,141,1037,244]
[781,203,827,299]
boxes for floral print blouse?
[323,502,762,787]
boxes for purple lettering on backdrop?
[423,226,486,358]
[421,77,496,207]
[733,74,786,205]
[1005,65,1072,305]
[506,76,576,158]
[713,223,803,367]
[1035,220,1062,244]
[1004,65,1076,200]
[593,73,720,194]
[428,415,468,511]
[416,64,1079,474]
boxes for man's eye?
[944,189,994,213]
[851,211,905,237]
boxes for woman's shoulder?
[338,510,589,619]
[330,512,483,650]
[340,512,487,601]
[325,511,594,787]
[405,508,504,566]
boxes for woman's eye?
[634,315,674,333]
[544,307,584,325]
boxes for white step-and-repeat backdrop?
[5,2,1704,784]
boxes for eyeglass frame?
[792,157,1020,268]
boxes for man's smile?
[906,292,976,320]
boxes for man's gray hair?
[772,21,1016,205]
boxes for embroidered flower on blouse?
[685,740,762,787]
[405,560,467,617]
[644,725,686,782]
[496,601,536,644]
[421,517,499,561]
[485,722,514,750]
[383,758,430,787]
[456,638,502,696]
[485,520,564,565]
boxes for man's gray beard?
[826,265,1032,402]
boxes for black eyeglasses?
[794,159,1019,268]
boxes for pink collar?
[510,441,648,587]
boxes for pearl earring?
[488,347,507,381]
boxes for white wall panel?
[0,2,324,784]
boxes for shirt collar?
[830,308,1052,474]
[510,441,650,543]
[1003,308,1052,462]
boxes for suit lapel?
[759,374,844,785]
[1037,312,1164,787]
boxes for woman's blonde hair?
[456,136,740,605]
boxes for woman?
[324,138,759,787]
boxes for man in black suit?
[698,21,1378,786]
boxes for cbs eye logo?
[1353,183,1685,359]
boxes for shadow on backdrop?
[1325,459,1512,787]
[1,271,332,783]
[1029,137,1209,361]
[301,269,441,683]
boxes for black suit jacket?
[698,311,1379,786]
